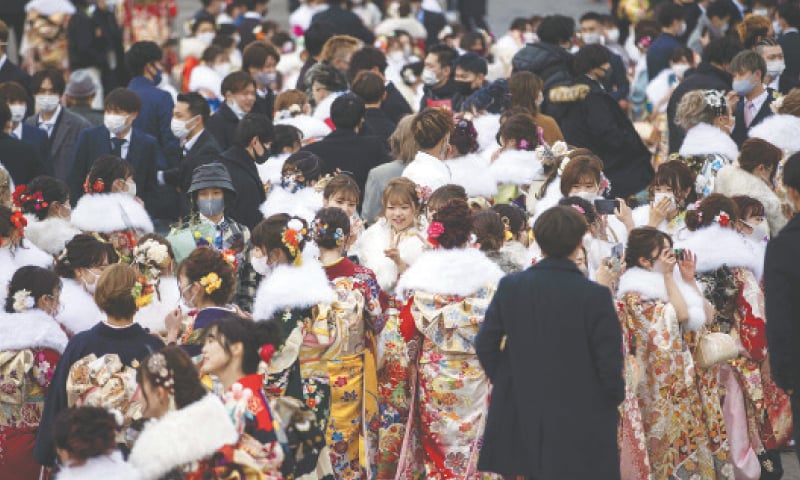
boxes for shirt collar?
[184,128,204,151]
[0,54,6,71]
[199,212,227,226]
[11,121,22,139]
[40,105,62,126]
[748,88,769,111]
[110,127,133,143]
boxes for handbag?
[696,331,738,369]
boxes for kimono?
[21,0,73,73]
[23,215,80,256]
[392,248,504,479]
[616,267,732,479]
[677,123,739,198]
[0,241,53,306]
[351,218,427,294]
[0,309,68,480]
[675,225,793,480]
[70,192,154,261]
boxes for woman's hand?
[648,196,672,227]
[347,217,365,250]
[385,248,409,274]
[614,198,635,232]
[596,259,625,290]
[677,249,697,284]
[165,308,182,344]
[658,247,677,276]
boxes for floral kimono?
[0,309,67,480]
[617,267,732,479]
[393,248,504,479]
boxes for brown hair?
[732,195,765,219]
[274,89,308,114]
[176,247,236,305]
[649,160,697,206]
[624,227,672,268]
[428,184,467,213]
[533,206,588,258]
[537,147,594,199]
[736,13,771,49]
[94,264,138,319]
[738,138,781,180]
[389,115,419,164]
[351,70,385,104]
[137,346,207,409]
[778,88,800,116]
[251,214,309,263]
[433,199,473,249]
[675,90,725,129]
[53,407,117,462]
[509,71,543,116]
[320,35,361,64]
[559,153,604,197]
[473,210,505,252]
[55,234,118,278]
[499,112,538,151]
[381,177,420,213]
[412,108,453,149]
[685,193,740,230]
[323,174,360,203]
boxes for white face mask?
[653,192,677,211]
[753,8,769,17]
[250,254,273,277]
[421,68,439,86]
[389,50,405,63]
[125,179,137,197]
[227,99,247,119]
[767,60,786,78]
[572,191,598,203]
[9,104,26,122]
[171,115,197,139]
[671,63,690,78]
[605,28,620,43]
[197,31,215,46]
[35,94,60,113]
[104,113,129,135]
[522,32,537,44]
[743,220,769,243]
[83,269,100,294]
[678,22,687,36]
[582,32,603,45]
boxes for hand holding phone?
[595,199,620,215]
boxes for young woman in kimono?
[15,176,80,256]
[0,205,53,306]
[630,160,697,236]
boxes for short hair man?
[242,41,281,118]
[729,49,774,146]
[420,44,459,111]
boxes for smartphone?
[673,248,684,261]
[611,243,624,260]
[594,199,620,215]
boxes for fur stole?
[0,309,68,353]
[257,152,289,186]
[0,243,53,304]
[260,186,323,223]
[674,224,764,279]
[617,266,707,332]
[472,113,501,153]
[56,451,139,480]
[56,277,103,335]
[530,178,562,224]
[134,276,180,334]
[748,114,800,154]
[402,151,451,191]
[499,240,533,270]
[679,123,739,164]
[252,259,335,320]
[275,114,332,141]
[24,215,80,255]
[351,218,427,292]
[71,192,154,234]
[714,164,787,235]
[489,148,543,186]
[448,153,498,197]
[396,247,504,300]
[128,394,238,480]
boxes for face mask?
[389,51,405,63]
[454,80,474,95]
[181,284,197,310]
[573,191,598,203]
[421,68,439,86]
[170,116,197,139]
[767,60,786,78]
[753,8,769,16]
[743,220,769,243]
[250,254,272,276]
[256,71,277,88]
[35,94,60,114]
[653,192,676,211]
[9,104,26,122]
[104,113,129,134]
[198,197,225,217]
[227,99,247,119]
[213,63,232,77]
[197,31,215,46]
[606,28,620,43]
[125,179,137,197]
[522,32,537,44]
[83,270,100,294]
[582,32,603,45]
[733,75,756,96]
[773,20,782,36]
[152,66,163,86]
[672,63,690,78]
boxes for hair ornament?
[132,239,170,281]
[130,276,155,308]
[10,209,27,237]
[714,211,731,227]
[200,272,222,294]
[146,352,174,391]
[501,216,513,241]
[282,219,306,266]
[703,90,728,116]
[221,249,239,270]
[12,289,35,313]
[83,178,105,194]
[427,221,445,247]
[259,344,276,363]
[571,204,586,215]
[12,185,49,211]
[415,184,432,204]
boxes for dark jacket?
[128,76,180,166]
[667,62,732,153]
[549,76,654,198]
[0,133,45,185]
[779,31,800,96]
[417,8,447,47]
[731,88,775,147]
[0,55,31,93]
[419,78,459,111]
[26,108,91,181]
[360,107,396,149]
[647,33,683,81]
[206,102,240,151]
[296,57,317,92]
[66,10,108,71]
[476,257,624,479]
[512,42,573,94]
[765,214,800,393]
[311,5,374,44]
[252,89,276,120]
[237,15,262,50]
[164,129,223,216]
[67,105,104,127]
[382,81,413,124]
[604,51,630,102]
[303,127,391,197]
[219,145,266,230]
[19,123,50,165]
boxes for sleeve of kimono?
[586,285,625,406]
[476,276,508,382]
[765,238,798,391]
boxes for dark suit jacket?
[382,81,413,124]
[0,133,45,185]
[219,145,265,230]
[68,126,161,215]
[419,8,447,47]
[360,108,396,149]
[603,51,630,102]
[312,5,374,44]
[646,33,683,81]
[26,108,91,181]
[66,11,108,71]
[779,31,800,93]
[206,102,240,151]
[252,90,276,121]
[731,88,775,147]
[303,127,391,197]
[723,0,748,31]
[163,129,223,217]
[237,16,262,50]
[476,257,623,478]
[67,105,104,127]
[128,76,179,167]
[765,214,800,393]
[0,56,32,93]
[296,57,317,92]
[19,123,50,166]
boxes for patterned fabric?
[21,9,70,73]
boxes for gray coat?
[687,14,726,55]
[26,107,91,181]
[361,159,405,224]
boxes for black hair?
[533,206,588,258]
[201,44,225,64]
[242,41,281,71]
[348,46,389,80]
[579,11,603,23]
[491,204,526,235]
[53,407,117,461]
[558,196,599,224]
[124,41,163,77]
[657,3,685,28]
[137,346,208,408]
[313,206,351,249]
[0,102,8,127]
[85,155,134,193]
[703,37,743,66]
[176,92,211,122]
[233,112,274,148]
[104,88,142,114]
[207,313,282,374]
[783,152,800,193]
[271,124,303,154]
[55,234,119,278]
[454,52,488,75]
[0,81,28,103]
[427,44,458,70]
[304,22,336,57]
[669,46,693,63]
[282,151,325,183]
[510,17,531,31]
[19,176,70,220]
[537,15,575,44]
[191,17,216,35]
[330,93,365,129]
[573,44,611,75]
[4,266,61,313]
[707,0,734,20]
[251,214,309,262]
[32,68,66,96]
[625,227,672,268]
[778,2,800,28]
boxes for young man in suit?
[756,38,796,95]
[0,81,49,164]
[348,46,413,125]
[26,69,91,181]
[730,50,774,147]
[647,3,687,80]
[311,0,375,44]
[207,71,257,151]
[242,41,279,121]
[69,88,162,216]
[0,20,31,94]
[0,102,45,185]
[776,2,800,93]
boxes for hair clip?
[12,289,34,313]
[282,219,306,266]
[703,90,727,116]
[146,353,174,391]
[200,272,222,294]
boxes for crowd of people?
[1,0,800,478]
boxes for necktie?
[745,100,757,127]
[40,122,54,137]
[111,137,126,157]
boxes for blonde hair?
[95,264,137,319]
[275,89,308,114]
[778,88,800,117]
[736,13,771,49]
[675,90,721,130]
[320,35,361,64]
[389,115,419,164]
[381,177,420,214]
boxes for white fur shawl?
[749,114,800,154]
[257,152,289,186]
[128,394,238,480]
[259,186,323,223]
[448,153,497,197]
[530,178,562,225]
[0,309,68,353]
[617,266,707,332]
[472,113,501,153]
[674,223,764,279]
[499,241,533,270]
[134,276,180,334]
[714,164,787,235]
[351,218,427,292]
[0,243,54,306]
[679,123,739,164]
[402,151,452,191]
[56,451,139,480]
[56,277,103,335]
[275,114,332,141]
[24,216,80,255]
[71,193,154,234]
[396,247,504,300]
[489,149,543,186]
[252,259,335,320]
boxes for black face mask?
[251,143,271,164]
[454,80,475,95]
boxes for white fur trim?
[257,153,289,186]
[259,186,323,224]
[71,193,154,234]
[489,149,543,186]
[396,248,504,299]
[275,114,332,140]
[530,178,562,225]
[55,278,103,335]
[448,153,498,197]
[679,123,739,164]
[674,224,764,279]
[499,241,533,270]
[128,394,238,480]
[714,164,787,235]
[617,267,707,332]
[134,276,180,334]
[749,114,800,154]
[0,309,68,353]
[252,259,335,320]
[0,243,54,306]
[402,151,452,191]
[350,218,427,292]
[24,216,80,256]
[56,451,139,480]
[473,114,501,153]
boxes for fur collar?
[403,151,452,191]
[276,114,332,140]
[679,123,739,163]
[260,186,323,223]
[57,451,139,480]
[71,192,154,234]
[351,218,427,292]
[257,152,289,185]
[715,164,786,234]
[24,215,80,255]
[617,267,707,331]
[134,276,180,334]
[489,148,543,185]
[674,224,763,278]
[396,247,504,299]
[128,394,238,480]
[0,309,68,353]
[252,259,335,320]
[448,153,497,197]
[499,241,533,269]
[748,114,800,154]
[56,277,103,335]
[0,244,53,304]
[530,179,562,224]
[473,113,500,153]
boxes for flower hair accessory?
[703,90,727,116]
[221,249,239,270]
[146,353,174,391]
[501,216,513,241]
[313,220,345,246]
[535,136,571,168]
[427,221,445,247]
[83,178,105,194]
[259,344,276,363]
[714,211,731,227]
[200,272,222,294]
[571,204,586,215]
[282,219,306,266]
[130,276,155,308]
[10,210,27,237]
[12,289,35,313]
[132,239,170,281]
[637,35,652,50]
[12,185,49,211]
[518,139,530,150]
